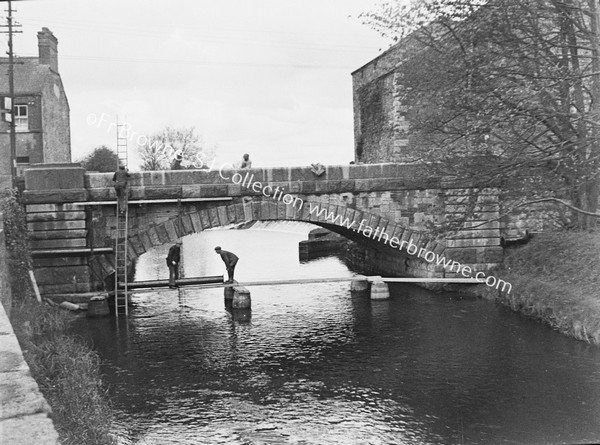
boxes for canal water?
[72,222,600,445]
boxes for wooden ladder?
[114,200,129,316]
[114,117,129,316]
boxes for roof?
[0,57,58,95]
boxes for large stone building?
[351,39,414,164]
[0,28,71,187]
[351,33,561,238]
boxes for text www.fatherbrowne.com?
[219,166,512,294]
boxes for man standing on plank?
[214,246,239,283]
[166,240,182,288]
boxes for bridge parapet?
[77,163,473,202]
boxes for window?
[15,105,28,131]
[16,156,30,164]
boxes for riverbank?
[304,226,600,345]
[2,191,116,444]
[10,299,116,444]
[487,231,600,345]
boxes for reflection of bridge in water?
[22,162,503,296]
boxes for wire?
[59,54,364,70]
[17,16,381,53]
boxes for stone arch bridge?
[22,163,503,295]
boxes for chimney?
[38,27,58,73]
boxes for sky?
[4,0,393,169]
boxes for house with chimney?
[0,27,71,187]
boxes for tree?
[361,0,600,229]
[137,126,215,171]
[80,146,119,172]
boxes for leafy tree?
[137,126,215,171]
[361,0,600,229]
[79,146,119,172]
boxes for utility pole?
[0,0,20,188]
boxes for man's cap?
[119,164,125,169]
[214,246,221,251]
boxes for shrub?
[1,189,34,302]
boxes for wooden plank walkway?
[122,275,480,293]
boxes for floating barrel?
[370,280,390,300]
[232,286,251,309]
[87,295,110,317]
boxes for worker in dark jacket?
[166,241,182,288]
[214,246,239,283]
[112,164,131,214]
[240,153,252,168]
[171,152,183,170]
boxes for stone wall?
[352,39,414,164]
[41,75,71,163]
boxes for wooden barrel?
[351,279,369,292]
[223,286,235,300]
[87,296,110,317]
[232,287,251,309]
[370,281,390,300]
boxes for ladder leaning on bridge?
[114,200,129,316]
[114,119,130,316]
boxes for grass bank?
[490,231,600,344]
[11,300,116,445]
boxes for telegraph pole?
[0,0,20,188]
[7,0,16,187]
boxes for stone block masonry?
[26,202,91,295]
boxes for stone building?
[0,28,71,188]
[351,35,561,238]
[352,38,414,164]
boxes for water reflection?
[71,222,600,445]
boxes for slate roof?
[0,57,57,95]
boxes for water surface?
[73,222,600,444]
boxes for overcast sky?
[6,0,392,169]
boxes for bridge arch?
[90,198,448,287]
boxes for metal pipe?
[72,197,233,206]
[31,248,113,257]
[117,275,224,290]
